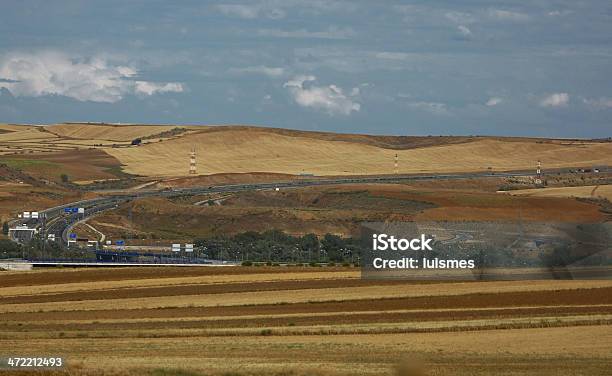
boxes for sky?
[0,1,611,137]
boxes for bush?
[241,260,253,266]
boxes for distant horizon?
[4,121,610,140]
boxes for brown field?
[83,183,605,241]
[0,267,610,376]
[509,184,612,201]
[0,149,125,183]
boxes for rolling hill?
[1,123,611,178]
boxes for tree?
[2,221,8,236]
[60,174,70,183]
[321,233,346,262]
[300,233,319,262]
[0,239,21,258]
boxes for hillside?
[104,128,612,177]
[1,123,611,178]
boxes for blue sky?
[1,1,611,137]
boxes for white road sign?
[185,244,194,252]
[172,243,181,252]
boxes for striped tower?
[535,160,542,185]
[394,153,398,174]
[189,148,196,175]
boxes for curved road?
[11,167,606,245]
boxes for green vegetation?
[195,230,362,263]
[0,237,94,260]
[0,158,60,170]
[142,127,188,140]
[2,221,8,235]
[0,239,21,258]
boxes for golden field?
[104,129,612,177]
[0,267,611,376]
[1,123,611,177]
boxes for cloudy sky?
[1,1,611,137]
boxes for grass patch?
[0,158,61,170]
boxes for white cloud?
[485,97,502,106]
[283,75,360,116]
[457,25,472,37]
[134,81,183,96]
[583,97,612,110]
[488,9,530,22]
[216,4,285,19]
[229,65,286,77]
[407,101,449,115]
[540,93,569,107]
[0,51,183,103]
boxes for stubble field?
[1,267,611,376]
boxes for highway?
[9,167,608,246]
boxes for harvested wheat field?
[104,128,612,177]
[1,267,610,376]
[44,123,204,142]
[2,123,611,178]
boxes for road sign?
[69,233,77,239]
[31,211,39,219]
[172,243,181,252]
[23,212,30,218]
[71,208,78,213]
[78,207,85,214]
[47,234,56,241]
[116,240,125,246]
[64,208,71,213]
[185,244,194,252]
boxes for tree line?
[194,230,362,263]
